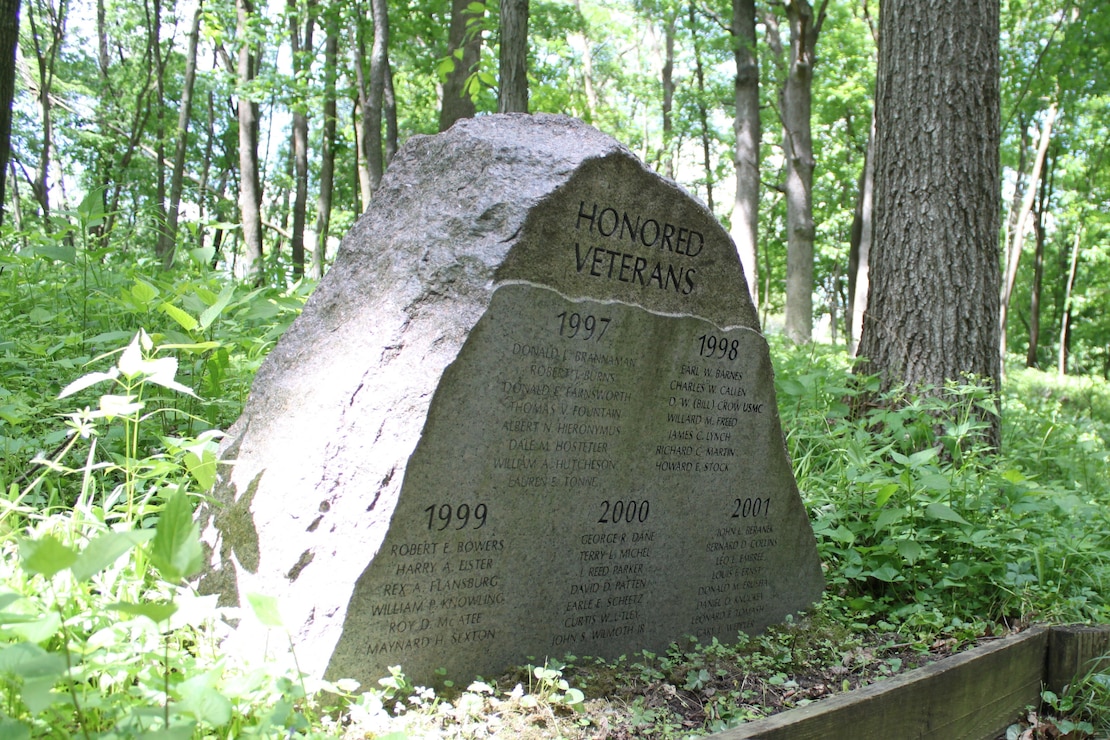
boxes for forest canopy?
[1,0,1109,374]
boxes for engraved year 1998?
[555,311,611,340]
[698,333,740,360]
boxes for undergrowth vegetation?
[2,244,1109,737]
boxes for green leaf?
[198,283,236,331]
[20,536,78,578]
[58,368,120,398]
[925,503,970,526]
[895,539,925,565]
[907,447,939,467]
[21,676,60,714]
[71,530,156,582]
[179,674,233,725]
[874,507,908,532]
[246,593,284,628]
[874,482,899,508]
[33,244,77,264]
[141,724,197,740]
[0,718,31,740]
[160,302,200,332]
[918,472,951,493]
[150,492,203,582]
[183,448,217,491]
[867,564,901,582]
[0,643,67,679]
[110,600,179,624]
[7,612,62,643]
[130,279,159,306]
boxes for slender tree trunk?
[236,0,264,283]
[26,0,66,227]
[1000,102,1056,364]
[1025,151,1053,368]
[288,0,315,279]
[161,0,203,269]
[384,52,397,163]
[856,0,1002,448]
[1057,227,1081,376]
[848,113,875,354]
[352,9,373,208]
[314,8,338,277]
[498,0,528,112]
[440,0,482,131]
[730,0,759,308]
[661,12,675,179]
[573,0,596,120]
[151,0,168,260]
[780,0,826,344]
[688,5,713,212]
[365,0,388,191]
[0,0,19,226]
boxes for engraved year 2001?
[732,497,770,518]
[556,311,611,340]
[425,503,488,530]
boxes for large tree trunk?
[236,0,264,283]
[780,0,826,344]
[440,0,482,131]
[498,0,528,113]
[314,8,338,277]
[857,0,1002,447]
[0,0,20,226]
[161,0,203,269]
[730,0,759,308]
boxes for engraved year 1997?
[555,311,611,340]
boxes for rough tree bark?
[314,7,338,276]
[847,113,875,354]
[856,0,1002,447]
[0,0,19,226]
[769,0,827,344]
[161,0,203,269]
[498,0,528,113]
[440,0,482,131]
[730,0,759,308]
[236,0,264,283]
[288,0,315,278]
[1000,102,1057,364]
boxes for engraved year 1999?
[425,503,488,530]
[555,311,611,340]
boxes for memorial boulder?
[199,113,823,686]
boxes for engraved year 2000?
[556,311,611,340]
[599,499,650,524]
[425,503,488,530]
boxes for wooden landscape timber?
[711,624,1110,740]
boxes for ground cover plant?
[2,247,1109,737]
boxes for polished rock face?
[199,113,823,687]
